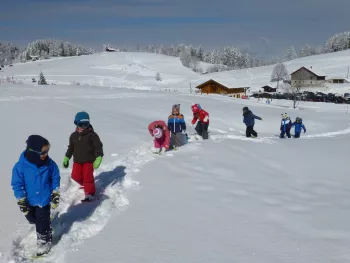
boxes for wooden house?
[195,79,247,98]
[261,85,277,93]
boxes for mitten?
[63,156,70,168]
[93,156,103,169]
[17,197,29,215]
[51,190,60,210]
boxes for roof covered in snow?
[289,66,327,77]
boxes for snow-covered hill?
[2,50,350,94]
[0,52,350,263]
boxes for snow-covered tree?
[324,32,350,53]
[283,46,298,61]
[222,46,243,68]
[271,62,288,88]
[299,44,316,57]
[19,39,90,61]
[0,42,19,65]
[38,72,47,85]
[197,46,204,61]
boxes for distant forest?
[1,31,350,73]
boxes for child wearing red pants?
[63,111,103,202]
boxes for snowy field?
[0,52,350,263]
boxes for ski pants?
[280,130,291,138]
[294,132,301,138]
[154,136,166,149]
[170,132,187,147]
[25,204,52,244]
[195,122,209,139]
[246,125,258,138]
[72,162,96,195]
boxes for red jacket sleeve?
[191,113,197,125]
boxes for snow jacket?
[191,110,209,125]
[280,118,293,132]
[168,114,186,134]
[11,152,60,207]
[292,122,306,133]
[65,125,104,164]
[243,110,261,127]
[148,120,170,148]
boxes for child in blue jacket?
[11,135,60,256]
[292,117,306,138]
[168,104,187,148]
[280,113,293,138]
[243,107,262,137]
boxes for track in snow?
[4,145,156,263]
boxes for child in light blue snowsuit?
[292,117,306,138]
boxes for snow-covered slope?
[3,50,350,94]
[0,52,198,91]
[0,52,350,263]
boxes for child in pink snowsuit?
[148,121,170,153]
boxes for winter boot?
[82,194,95,202]
[150,147,160,154]
[36,241,52,256]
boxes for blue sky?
[1,0,349,57]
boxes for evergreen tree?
[38,72,47,85]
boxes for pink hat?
[153,128,163,139]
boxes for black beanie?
[25,135,50,166]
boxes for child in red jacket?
[191,104,209,139]
[148,120,170,154]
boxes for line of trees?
[1,30,350,68]
[126,30,350,72]
[0,39,93,65]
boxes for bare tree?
[271,62,288,89]
[281,78,305,109]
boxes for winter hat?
[25,135,50,166]
[153,128,163,139]
[243,106,249,111]
[172,104,180,112]
[74,111,90,125]
[191,104,201,113]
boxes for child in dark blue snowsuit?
[280,113,292,138]
[243,107,262,137]
[292,117,306,138]
[11,135,60,256]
